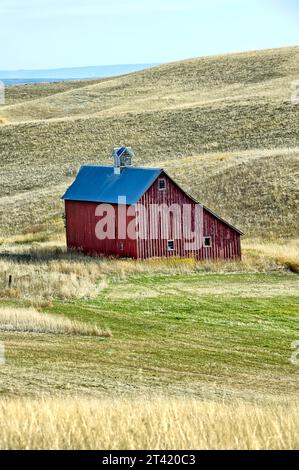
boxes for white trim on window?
[167,240,174,251]
[158,178,166,191]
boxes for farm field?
[0,244,298,448]
[0,45,298,449]
[1,269,298,399]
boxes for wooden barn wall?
[65,200,137,257]
[65,174,241,260]
[201,209,241,261]
[137,173,199,259]
[137,173,241,261]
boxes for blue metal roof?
[62,165,162,204]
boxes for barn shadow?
[0,247,115,264]
[0,248,95,263]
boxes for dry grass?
[0,46,298,238]
[4,232,50,245]
[3,78,106,106]
[161,147,299,238]
[0,251,201,303]
[1,147,298,238]
[0,306,110,337]
[0,237,297,303]
[0,258,107,302]
[243,239,299,273]
[2,46,299,123]
[1,46,298,451]
[0,397,297,450]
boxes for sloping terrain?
[0,46,298,237]
[2,46,299,121]
[1,147,298,238]
[1,46,299,451]
[0,268,298,449]
[1,272,298,398]
[3,78,106,106]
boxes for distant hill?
[0,46,298,238]
[1,79,71,86]
[0,63,157,81]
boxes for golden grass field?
[0,46,298,237]
[0,397,297,450]
[0,46,298,449]
[0,237,298,302]
[0,307,110,336]
[0,238,298,448]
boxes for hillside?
[0,46,299,237]
[3,78,106,106]
[0,46,299,449]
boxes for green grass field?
[0,249,298,448]
[1,271,298,399]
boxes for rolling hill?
[0,45,299,238]
[0,47,299,449]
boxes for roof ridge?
[80,164,163,170]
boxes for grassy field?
[0,237,298,399]
[0,236,298,448]
[0,241,298,448]
[1,146,298,238]
[0,46,298,237]
[3,78,106,106]
[0,306,110,337]
[0,398,297,450]
[0,46,298,449]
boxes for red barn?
[62,147,242,260]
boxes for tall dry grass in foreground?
[0,397,297,450]
[0,238,298,303]
[0,307,110,337]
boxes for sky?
[0,0,298,70]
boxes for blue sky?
[0,0,298,70]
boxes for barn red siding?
[65,200,137,258]
[137,173,241,261]
[201,208,241,261]
[65,172,241,261]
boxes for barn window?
[167,240,174,251]
[203,236,212,247]
[158,178,166,191]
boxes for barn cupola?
[112,146,134,175]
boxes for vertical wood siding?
[65,172,241,260]
[137,172,241,260]
[65,200,137,258]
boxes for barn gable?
[136,170,242,260]
[62,152,242,260]
[158,170,243,236]
[63,165,242,236]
